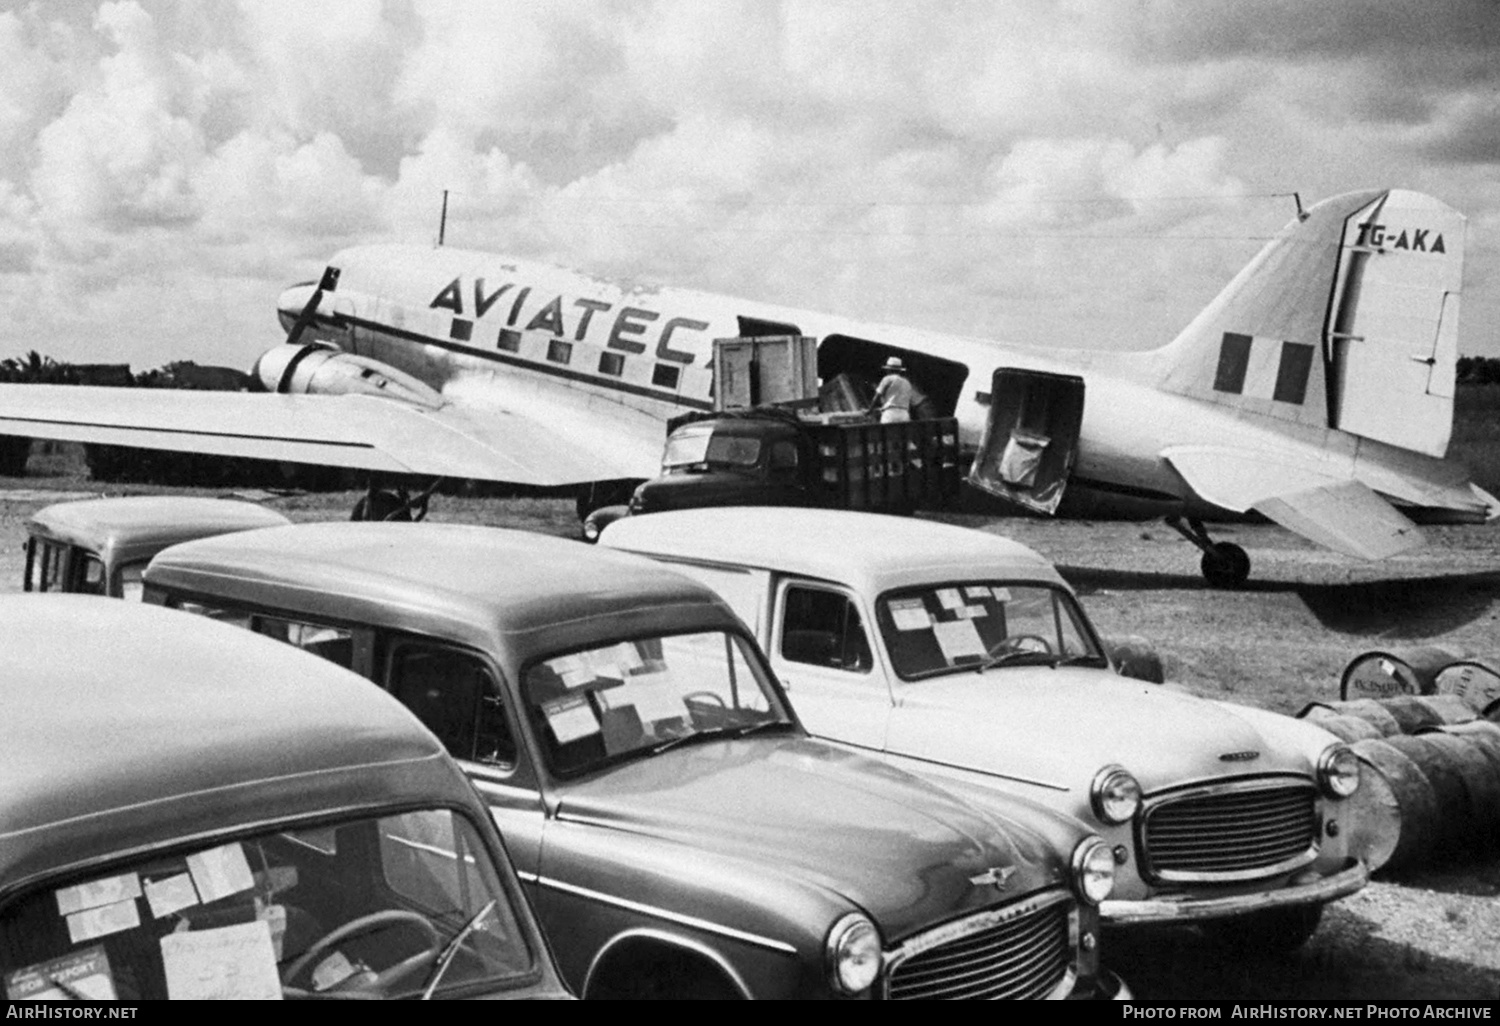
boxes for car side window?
[74,555,106,596]
[118,562,146,601]
[388,644,516,770]
[780,586,872,674]
[25,541,65,593]
[252,615,354,669]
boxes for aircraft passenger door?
[771,580,892,752]
[968,368,1085,514]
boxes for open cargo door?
[968,368,1084,514]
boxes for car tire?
[1209,904,1324,953]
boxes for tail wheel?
[1201,542,1250,589]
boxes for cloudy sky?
[2,0,1498,372]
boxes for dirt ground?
[4,477,1499,1000]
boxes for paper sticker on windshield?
[187,843,254,904]
[145,873,200,919]
[160,920,283,1000]
[544,694,601,743]
[932,618,986,662]
[964,587,991,601]
[990,587,1012,602]
[965,604,988,618]
[66,898,140,944]
[935,588,963,610]
[55,872,141,916]
[6,947,117,1001]
[888,598,930,632]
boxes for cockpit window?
[523,631,791,777]
[876,582,1104,680]
[0,809,535,1000]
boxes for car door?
[770,579,892,752]
[382,640,548,875]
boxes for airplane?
[0,186,1492,586]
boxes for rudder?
[1153,189,1465,458]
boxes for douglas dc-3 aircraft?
[0,188,1493,586]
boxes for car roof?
[0,595,461,890]
[144,522,744,663]
[27,496,291,565]
[601,507,1067,594]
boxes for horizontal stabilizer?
[1163,445,1422,560]
[0,384,661,486]
[1254,482,1423,561]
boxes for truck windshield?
[875,582,1106,680]
[0,808,536,1000]
[524,630,793,776]
[662,427,761,470]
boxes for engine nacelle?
[252,344,444,409]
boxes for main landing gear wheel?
[1166,516,1252,589]
[1200,542,1250,590]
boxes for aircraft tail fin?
[1153,189,1465,458]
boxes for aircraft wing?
[1162,446,1424,560]
[0,384,663,486]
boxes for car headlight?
[1090,765,1142,824]
[1317,743,1360,798]
[825,912,881,994]
[1071,837,1116,905]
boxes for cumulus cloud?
[0,0,1496,368]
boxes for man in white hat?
[868,356,914,423]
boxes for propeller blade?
[283,288,325,349]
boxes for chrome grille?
[886,894,1071,1000]
[1142,781,1317,879]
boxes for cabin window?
[449,318,473,342]
[496,328,522,353]
[598,351,625,377]
[546,339,573,365]
[651,364,680,389]
[388,644,516,770]
[779,586,872,674]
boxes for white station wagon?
[601,507,1368,948]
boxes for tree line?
[0,352,347,487]
[1457,356,1500,385]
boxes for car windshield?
[662,427,761,470]
[876,582,1106,680]
[524,630,792,776]
[0,808,535,1001]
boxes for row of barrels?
[1298,693,1500,874]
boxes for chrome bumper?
[1099,858,1369,926]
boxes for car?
[23,496,291,599]
[0,594,568,1001]
[142,521,1129,1000]
[599,507,1369,949]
